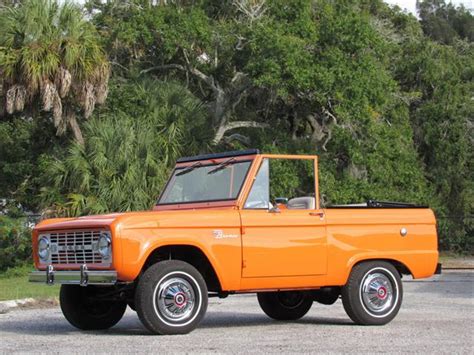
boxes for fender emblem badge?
[213,230,238,239]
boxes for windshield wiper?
[207,157,236,175]
[176,161,202,176]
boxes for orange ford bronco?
[29,150,441,334]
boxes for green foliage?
[0,0,109,142]
[0,0,471,253]
[40,79,207,216]
[417,0,474,44]
[267,157,315,202]
[0,0,104,83]
[244,0,430,206]
[0,120,38,204]
[89,2,213,71]
[0,263,33,279]
[0,116,65,211]
[394,38,473,252]
[0,216,32,272]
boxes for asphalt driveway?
[0,270,473,353]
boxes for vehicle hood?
[34,208,239,232]
[34,212,130,231]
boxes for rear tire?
[135,260,208,335]
[257,291,313,321]
[341,261,402,325]
[60,285,127,330]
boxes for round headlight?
[98,233,111,258]
[38,237,50,261]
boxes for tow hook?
[80,264,89,286]
[46,265,55,285]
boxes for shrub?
[0,216,33,272]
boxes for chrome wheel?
[359,268,398,317]
[152,271,202,327]
[342,261,403,325]
[136,261,208,335]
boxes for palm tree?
[40,78,207,216]
[0,0,109,144]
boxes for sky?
[384,0,474,15]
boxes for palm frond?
[44,78,207,216]
[0,0,109,139]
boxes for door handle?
[309,211,324,218]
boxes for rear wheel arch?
[347,258,414,282]
[141,244,222,293]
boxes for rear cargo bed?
[327,200,428,209]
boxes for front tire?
[341,261,403,325]
[135,260,208,335]
[257,291,313,321]
[59,285,127,330]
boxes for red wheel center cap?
[377,286,387,299]
[174,293,186,307]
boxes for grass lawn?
[439,252,474,268]
[0,265,59,301]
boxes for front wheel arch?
[140,244,222,293]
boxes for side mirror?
[268,206,281,214]
[274,197,288,205]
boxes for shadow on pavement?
[200,312,352,329]
[0,311,352,336]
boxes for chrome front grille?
[48,230,109,265]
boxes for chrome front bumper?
[29,264,117,286]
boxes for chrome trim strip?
[29,269,117,285]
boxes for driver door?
[239,158,327,278]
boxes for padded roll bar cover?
[287,197,316,210]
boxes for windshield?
[158,160,252,204]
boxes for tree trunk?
[143,62,267,145]
[213,120,269,145]
[66,109,85,146]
